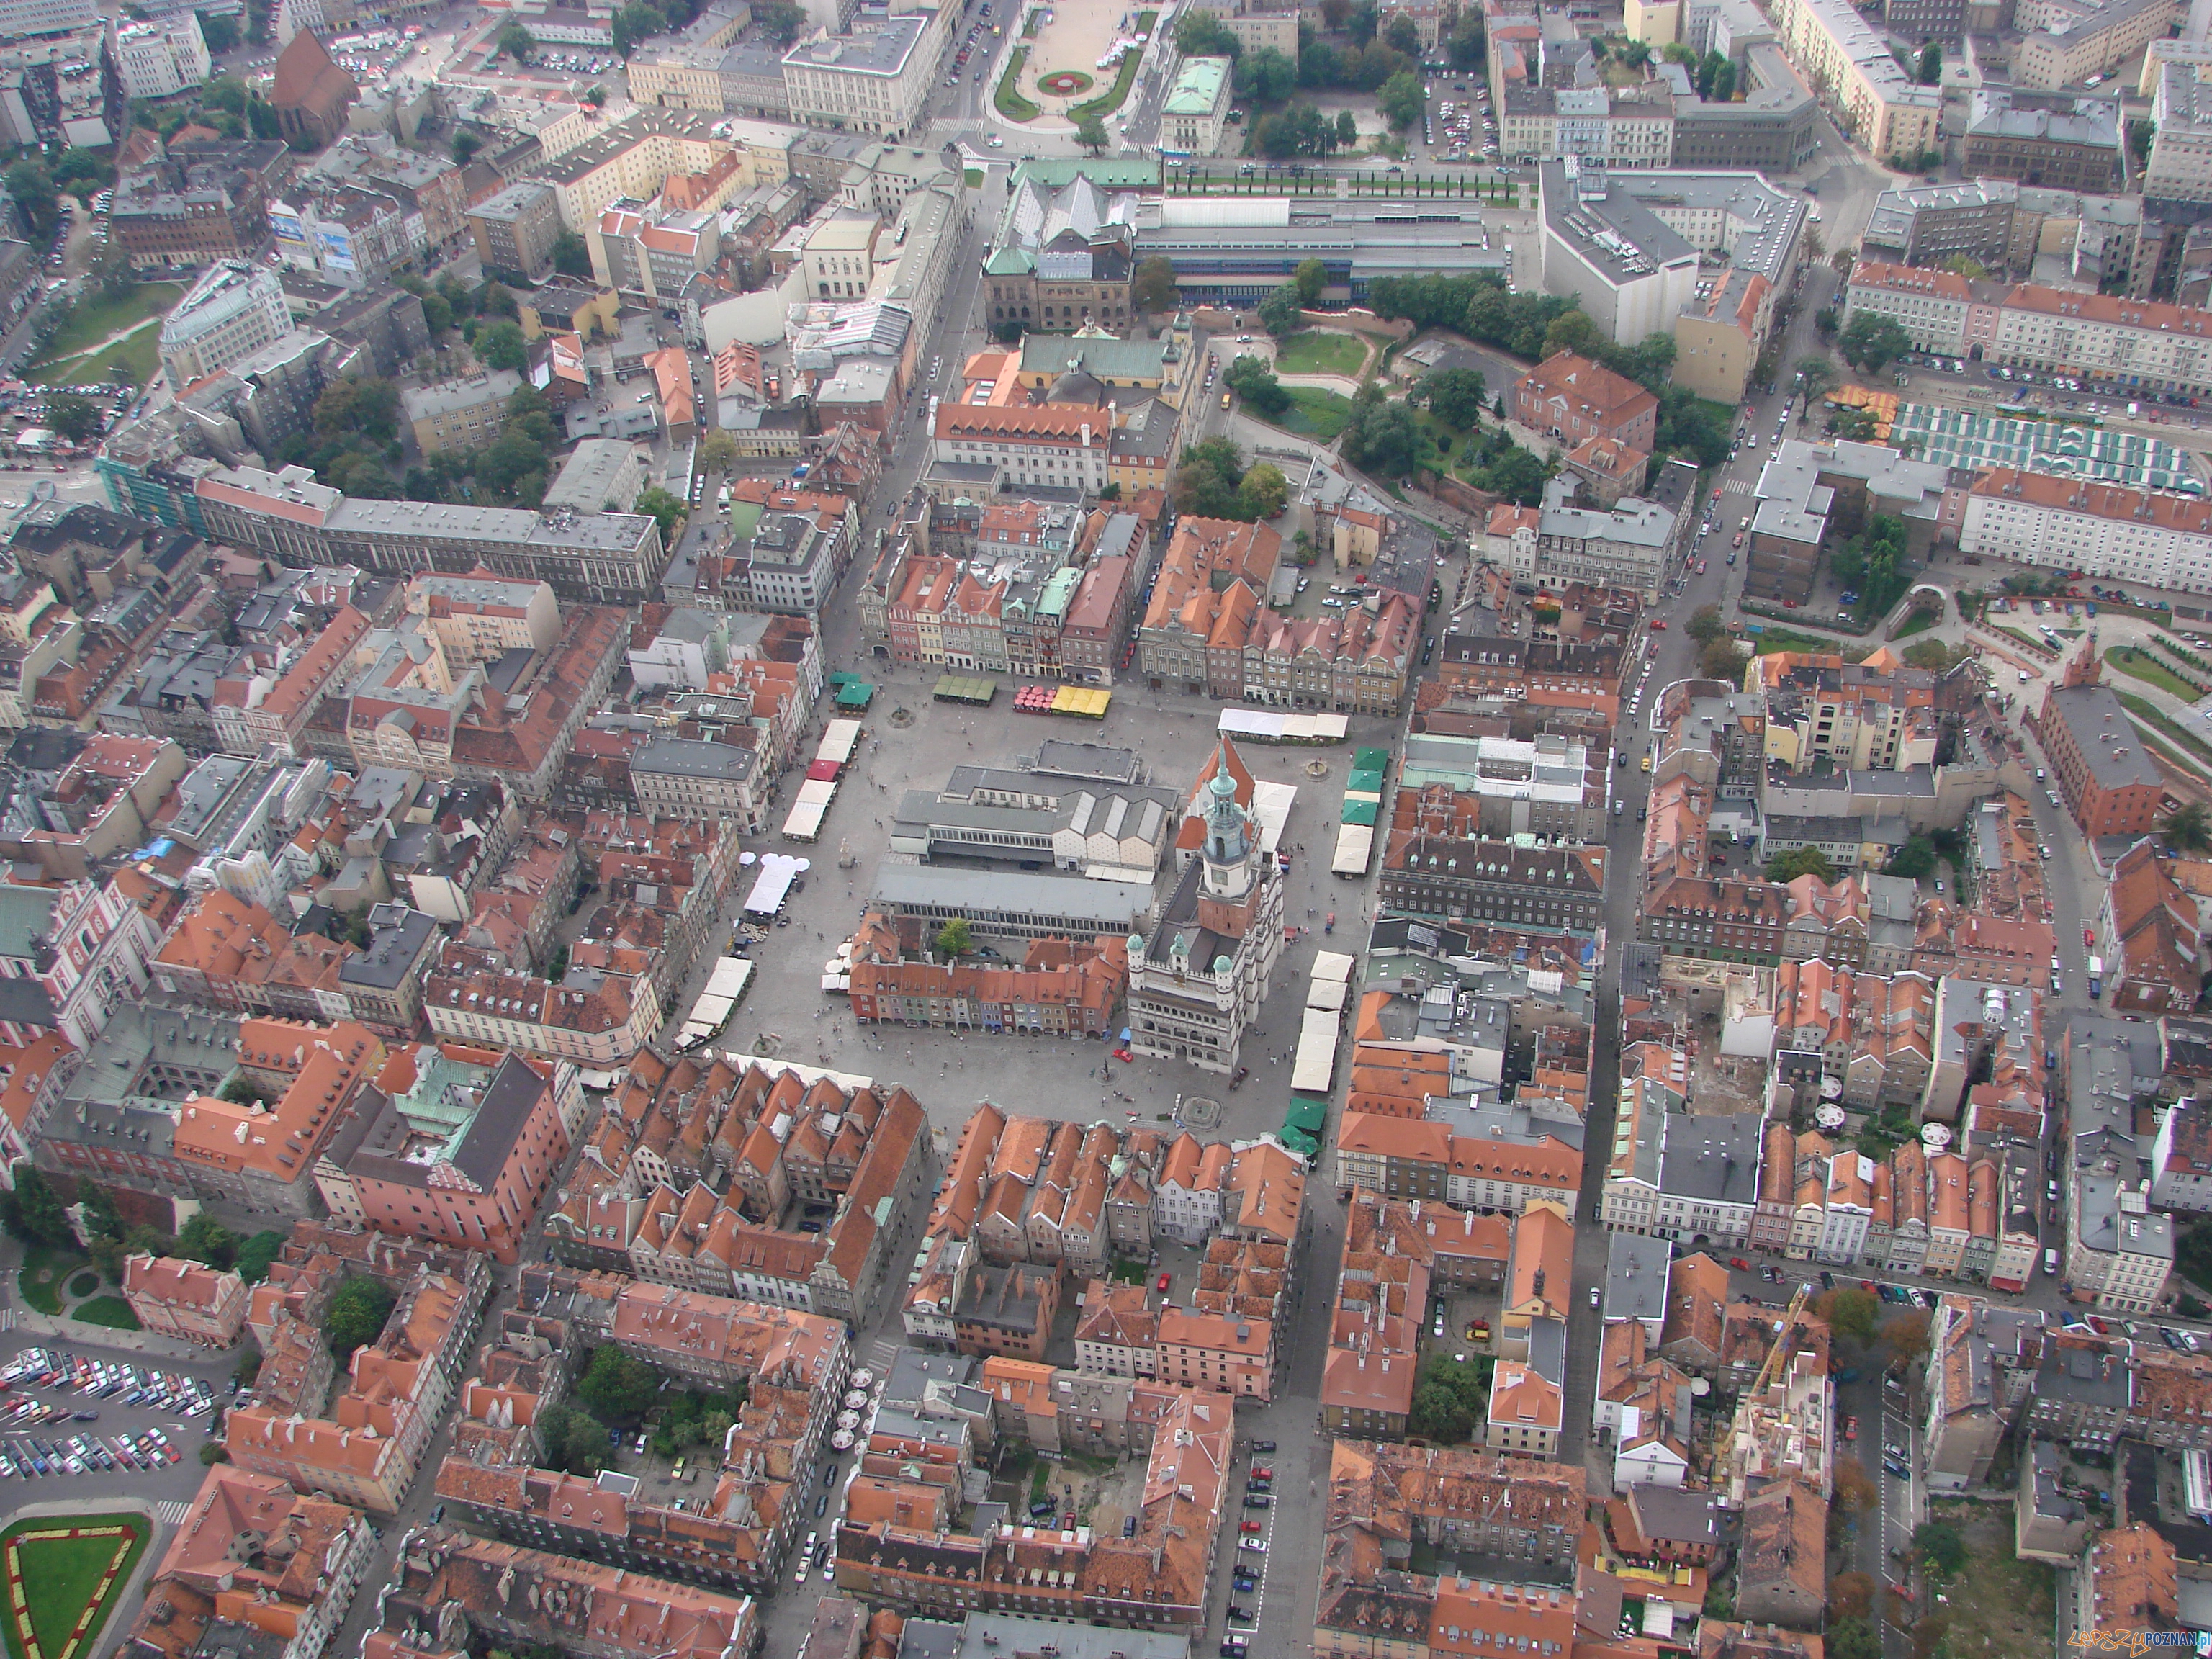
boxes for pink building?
[123,1253,251,1348]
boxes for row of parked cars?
[4,1347,219,1415]
[1,1423,183,1478]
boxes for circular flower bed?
[1037,70,1092,95]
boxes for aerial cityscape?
[0,0,2206,1658]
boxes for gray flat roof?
[2048,685,2166,793]
[632,737,756,779]
[871,863,1151,928]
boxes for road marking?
[1723,480,1752,495]
[155,1501,192,1524]
[0,1309,14,1331]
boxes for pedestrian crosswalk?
[0,1308,16,1332]
[1722,479,1752,494]
[155,1501,192,1525]
[864,1338,898,1372]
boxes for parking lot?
[0,1345,222,1486]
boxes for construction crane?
[1712,1280,1811,1496]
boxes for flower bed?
[1037,70,1092,95]
[1,1516,147,1659]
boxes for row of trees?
[1830,512,1911,619]
[0,1164,287,1298]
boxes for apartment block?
[1963,467,2212,599]
[120,1252,249,1347]
[159,261,291,387]
[1768,0,1941,163]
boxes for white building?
[1960,468,2212,596]
[1990,283,2212,397]
[1161,56,1231,157]
[158,261,294,387]
[0,876,163,1052]
[110,14,208,100]
[2148,60,2212,204]
[0,0,94,42]
[1537,158,1701,345]
[1842,258,1975,356]
[781,9,945,142]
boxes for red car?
[1844,1416,1858,1440]
[1650,619,1667,630]
[1156,1272,1172,1292]
[1240,1521,1264,1534]
[1251,1466,1273,1480]
[2085,927,2095,947]
[1728,1257,1750,1271]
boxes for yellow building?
[1771,0,1941,163]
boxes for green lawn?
[66,1271,98,1298]
[1263,386,1354,440]
[29,325,160,390]
[1994,625,2054,657]
[1069,12,1154,118]
[0,1514,149,1659]
[17,1243,88,1316]
[2114,690,2212,774]
[994,48,1038,120]
[25,283,181,373]
[1276,330,1367,378]
[70,1296,140,1331]
[965,168,984,187]
[1893,608,1938,638]
[2105,645,2201,700]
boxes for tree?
[1337,109,1359,150]
[1766,845,1838,884]
[1831,1464,1877,1519]
[53,150,115,205]
[1339,392,1432,477]
[1447,10,1484,68]
[755,0,806,42]
[577,1344,661,1421]
[1911,1519,1967,1580]
[234,1231,287,1285]
[1414,367,1488,430]
[935,917,974,957]
[1132,256,1178,314]
[1916,41,1941,84]
[1699,637,1750,683]
[1880,1309,1932,1364]
[1384,13,1422,53]
[1827,1619,1880,1659]
[1346,1,1379,45]
[700,1408,734,1448]
[1174,9,1242,57]
[629,485,683,541]
[1074,113,1110,153]
[497,21,536,62]
[452,130,481,166]
[1225,354,1292,415]
[2162,801,2212,854]
[1838,311,1912,374]
[47,393,103,446]
[534,1404,608,1475]
[1408,1380,1473,1443]
[1686,605,1727,646]
[1541,307,1607,363]
[698,429,740,473]
[323,1276,397,1359]
[1237,462,1288,520]
[1711,58,1736,100]
[613,1,668,57]
[89,237,135,300]
[550,229,592,279]
[1884,835,1937,880]
[0,1164,73,1246]
[1234,47,1297,104]
[202,14,240,51]
[173,1213,237,1269]
[1797,356,1836,396]
[585,84,608,107]
[1378,68,1424,128]
[1815,1285,1879,1344]
[1292,258,1328,306]
[1258,284,1305,336]
[313,377,400,444]
[2131,118,2157,166]
[5,160,58,240]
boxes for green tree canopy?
[235,1231,287,1285]
[935,917,974,956]
[1378,68,1425,127]
[1074,113,1110,153]
[475,320,528,372]
[202,14,240,50]
[697,429,740,473]
[1238,462,1289,520]
[550,230,592,279]
[1132,256,1178,313]
[634,485,686,543]
[1884,835,1937,880]
[1384,14,1422,53]
[1916,41,1941,83]
[172,1213,237,1269]
[1339,392,1432,479]
[1766,845,1839,884]
[1174,9,1242,56]
[1912,1519,1967,1578]
[756,0,807,42]
[534,1403,609,1475]
[0,1164,74,1246]
[1686,605,1727,645]
[613,1,668,56]
[1838,310,1912,374]
[1234,47,1297,103]
[47,393,104,446]
[2161,801,2212,853]
[1173,436,1289,523]
[1415,367,1488,430]
[324,1276,397,1359]
[577,1344,661,1421]
[498,21,536,60]
[1292,258,1328,305]
[1815,1285,1879,1344]
[1408,1380,1473,1443]
[1257,284,1305,336]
